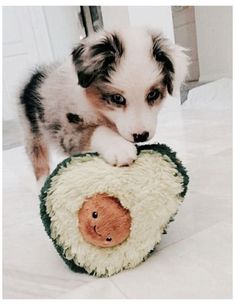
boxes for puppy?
[18,27,188,183]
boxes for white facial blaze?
[113,104,160,142]
[97,29,165,142]
[102,95,162,142]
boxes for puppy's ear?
[72,32,124,88]
[152,34,189,95]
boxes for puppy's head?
[72,27,189,143]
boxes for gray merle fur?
[152,36,175,95]
[20,69,46,133]
[72,33,124,88]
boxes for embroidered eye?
[106,237,112,242]
[110,94,126,105]
[147,89,160,104]
[92,211,98,219]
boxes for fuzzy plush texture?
[40,144,189,277]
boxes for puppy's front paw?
[91,126,137,167]
[102,141,137,167]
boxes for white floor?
[3,79,232,299]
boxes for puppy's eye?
[110,94,126,105]
[147,89,160,103]
[106,237,112,242]
[92,211,98,218]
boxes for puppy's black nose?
[133,131,149,143]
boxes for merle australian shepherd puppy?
[19,27,188,184]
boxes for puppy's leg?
[90,126,137,166]
[25,134,50,182]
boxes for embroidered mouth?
[93,225,102,236]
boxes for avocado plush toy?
[40,144,189,277]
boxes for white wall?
[3,7,53,122]
[172,6,199,81]
[128,6,174,41]
[101,6,130,31]
[195,6,232,82]
[3,6,83,122]
[43,6,85,61]
[102,6,174,41]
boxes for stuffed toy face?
[78,193,131,248]
[40,144,189,277]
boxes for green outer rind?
[39,143,189,276]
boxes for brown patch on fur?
[78,116,118,152]
[96,83,125,95]
[30,138,49,180]
[96,113,118,132]
[78,116,115,152]
[78,193,131,248]
[146,81,168,105]
[78,125,97,152]
[146,81,165,97]
[78,86,120,153]
[85,86,115,111]
[85,84,126,112]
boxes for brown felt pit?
[78,193,132,248]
